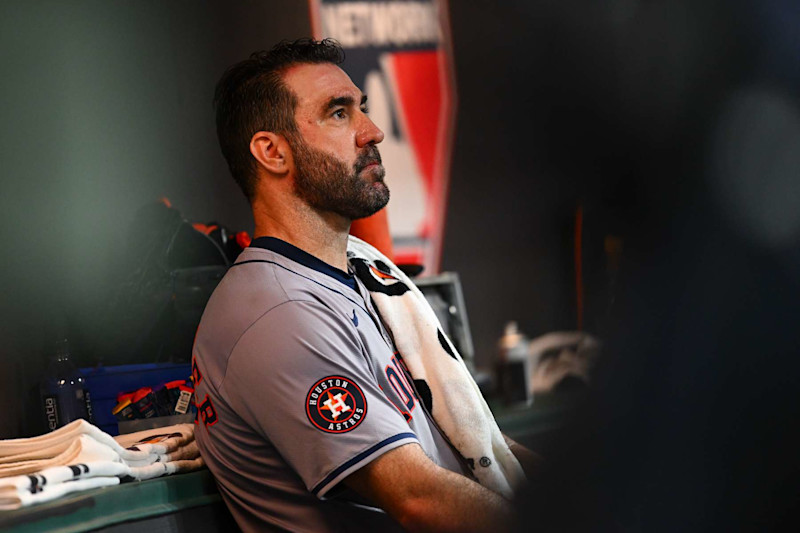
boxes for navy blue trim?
[231,259,370,316]
[250,237,357,291]
[311,432,417,496]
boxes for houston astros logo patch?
[306,376,367,433]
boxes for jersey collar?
[249,236,357,291]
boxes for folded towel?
[0,420,155,478]
[114,424,204,479]
[113,423,194,455]
[0,474,121,511]
[528,331,599,394]
[1,433,128,478]
[347,236,526,499]
[0,460,129,510]
[0,439,83,477]
[0,422,204,509]
[126,456,205,481]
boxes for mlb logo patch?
[306,376,368,433]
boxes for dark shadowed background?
[1,1,799,528]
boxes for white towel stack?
[0,420,204,510]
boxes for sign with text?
[309,0,457,273]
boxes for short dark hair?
[213,38,345,200]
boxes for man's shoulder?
[201,248,287,321]
[196,247,361,363]
[224,246,359,305]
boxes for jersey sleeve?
[222,299,418,498]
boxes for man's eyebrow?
[324,94,368,111]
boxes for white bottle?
[497,322,532,405]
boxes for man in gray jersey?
[193,38,534,532]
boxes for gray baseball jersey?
[193,237,469,532]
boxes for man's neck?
[252,200,351,271]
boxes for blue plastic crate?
[80,363,192,436]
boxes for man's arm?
[344,442,514,533]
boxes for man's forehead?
[283,63,362,110]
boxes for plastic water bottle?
[40,338,93,430]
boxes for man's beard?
[290,134,390,221]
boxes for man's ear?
[250,131,290,175]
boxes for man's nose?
[356,114,385,147]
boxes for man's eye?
[360,105,369,114]
[333,109,346,119]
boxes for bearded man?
[193,39,522,532]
